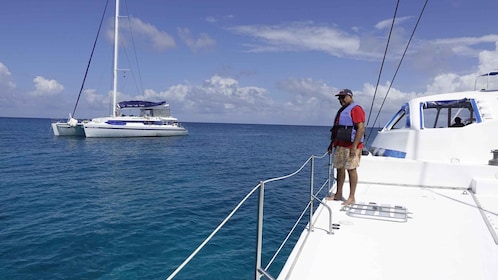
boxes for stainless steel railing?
[166,152,334,280]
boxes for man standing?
[327,89,365,205]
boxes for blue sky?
[1,0,498,126]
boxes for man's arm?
[352,121,365,149]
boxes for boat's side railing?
[256,152,334,280]
[165,152,334,280]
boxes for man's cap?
[335,88,353,97]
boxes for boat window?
[384,103,410,130]
[421,98,476,128]
[142,108,171,117]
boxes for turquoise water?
[1,117,348,279]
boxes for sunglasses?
[338,95,347,100]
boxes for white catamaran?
[83,0,187,138]
[83,100,187,138]
[53,0,187,138]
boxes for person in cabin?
[450,117,465,127]
[327,89,366,205]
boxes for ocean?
[0,117,377,279]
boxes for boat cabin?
[370,72,498,164]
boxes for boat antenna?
[71,0,110,118]
[365,0,428,144]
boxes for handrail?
[311,194,334,234]
[262,156,335,272]
[165,152,333,280]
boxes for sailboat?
[82,0,187,138]
[53,0,187,138]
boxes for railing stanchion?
[255,181,265,280]
[327,153,333,195]
[309,156,314,232]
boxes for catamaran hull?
[83,124,188,138]
[51,122,86,137]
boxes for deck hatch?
[346,202,408,222]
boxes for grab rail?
[166,152,333,280]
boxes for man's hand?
[350,147,357,157]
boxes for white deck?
[279,173,498,279]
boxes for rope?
[365,0,400,129]
[71,0,110,117]
[121,0,146,97]
[366,0,429,144]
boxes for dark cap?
[335,89,353,97]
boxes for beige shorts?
[333,146,361,170]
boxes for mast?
[112,0,120,117]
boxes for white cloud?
[375,16,412,30]
[428,35,498,58]
[107,16,176,51]
[229,22,362,57]
[0,63,16,90]
[156,75,273,123]
[178,27,216,52]
[84,88,108,105]
[417,43,498,94]
[129,17,176,51]
[227,20,498,74]
[140,85,189,102]
[195,75,271,111]
[426,73,470,94]
[478,41,498,74]
[205,16,216,23]
[31,76,64,96]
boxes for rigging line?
[365,0,400,129]
[366,0,429,145]
[122,0,145,97]
[71,0,111,118]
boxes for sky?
[1,0,498,126]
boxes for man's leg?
[343,168,357,205]
[333,168,346,200]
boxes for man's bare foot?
[342,199,355,205]
[334,194,344,201]
[326,194,344,201]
